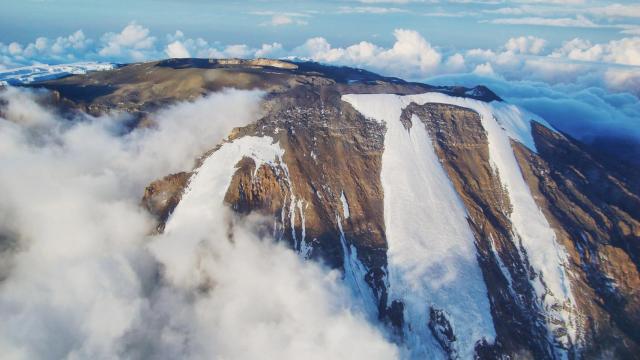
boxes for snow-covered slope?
[343,94,497,359]
[343,92,578,356]
[0,62,115,85]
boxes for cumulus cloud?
[165,41,191,58]
[293,29,442,78]
[444,53,466,71]
[504,35,546,54]
[0,87,396,359]
[0,31,92,67]
[3,25,640,100]
[550,37,640,66]
[161,31,284,60]
[473,62,496,76]
[99,22,156,61]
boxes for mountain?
[24,58,640,359]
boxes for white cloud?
[551,37,640,66]
[473,62,496,76]
[549,38,602,61]
[513,0,584,4]
[338,6,407,14]
[0,88,262,358]
[488,15,602,28]
[161,31,281,59]
[7,42,22,56]
[1,24,639,97]
[99,22,156,60]
[504,35,546,54]
[485,7,529,15]
[604,67,640,93]
[486,3,640,21]
[262,14,308,26]
[445,53,466,71]
[255,42,284,58]
[622,26,640,36]
[251,11,310,26]
[423,10,479,17]
[165,41,191,58]
[294,29,442,78]
[0,86,398,359]
[356,0,425,3]
[588,4,640,19]
[466,47,496,59]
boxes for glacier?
[343,92,578,358]
[343,94,497,359]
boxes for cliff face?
[38,59,639,359]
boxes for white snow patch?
[340,191,350,219]
[297,199,312,259]
[0,62,116,85]
[343,94,496,359]
[337,214,378,320]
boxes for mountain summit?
[20,58,640,359]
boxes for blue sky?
[1,0,639,50]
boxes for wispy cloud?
[486,3,640,19]
[423,10,479,17]
[356,0,428,3]
[587,4,640,19]
[249,11,311,26]
[0,87,399,359]
[264,15,308,26]
[487,15,604,28]
[337,6,408,14]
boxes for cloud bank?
[426,72,640,162]
[0,87,397,359]
[1,23,639,96]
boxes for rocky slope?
[26,58,639,359]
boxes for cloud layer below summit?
[1,23,639,96]
[0,87,398,359]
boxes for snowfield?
[343,92,577,358]
[343,94,496,359]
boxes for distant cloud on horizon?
[2,21,638,98]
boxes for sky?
[2,0,639,49]
[0,1,638,80]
